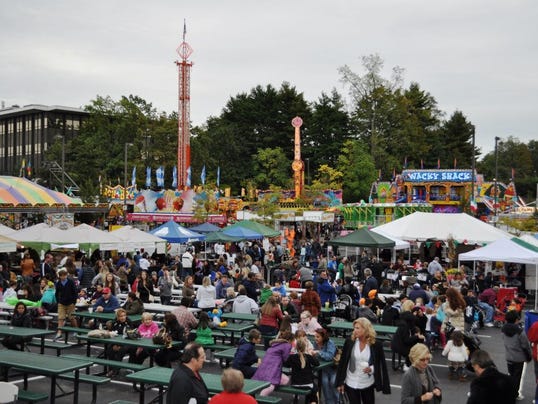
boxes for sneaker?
[53,334,62,342]
[484,322,494,327]
[517,395,524,401]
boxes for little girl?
[285,337,319,403]
[442,330,469,381]
[195,311,216,362]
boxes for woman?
[20,252,36,282]
[91,259,109,287]
[336,318,391,404]
[182,275,196,303]
[154,312,186,367]
[391,300,425,368]
[157,266,174,305]
[258,296,284,348]
[103,272,120,296]
[106,308,133,375]
[136,271,154,304]
[1,302,32,350]
[301,281,321,318]
[122,291,144,316]
[313,328,339,404]
[196,276,216,310]
[129,312,159,364]
[401,343,442,404]
[442,287,466,333]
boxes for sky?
[1,0,537,158]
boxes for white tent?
[0,223,15,236]
[9,223,68,250]
[373,212,510,244]
[520,234,538,249]
[370,228,410,250]
[59,224,123,252]
[458,238,538,265]
[110,225,167,254]
[0,234,18,252]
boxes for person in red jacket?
[209,368,256,404]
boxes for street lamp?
[494,136,500,226]
[124,143,133,215]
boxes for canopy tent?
[110,225,167,254]
[227,220,280,238]
[8,223,68,251]
[149,220,205,243]
[221,226,263,240]
[328,227,395,248]
[0,176,82,205]
[62,224,123,252]
[205,231,246,243]
[512,237,538,253]
[0,234,18,252]
[370,228,411,250]
[189,222,221,234]
[458,237,538,265]
[0,223,15,237]
[518,234,538,249]
[373,212,510,244]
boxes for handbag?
[152,328,169,345]
[337,392,350,404]
[333,347,343,366]
[126,329,141,340]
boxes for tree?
[336,140,376,202]
[253,148,291,189]
[437,110,477,168]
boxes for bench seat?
[255,395,282,403]
[61,354,149,372]
[27,338,75,356]
[17,389,49,403]
[58,372,110,404]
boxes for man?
[39,253,55,281]
[167,342,209,404]
[250,259,261,275]
[478,285,498,327]
[362,268,378,298]
[467,349,517,404]
[316,270,336,307]
[138,252,151,271]
[93,287,120,313]
[54,268,78,341]
[181,248,194,279]
[172,297,199,339]
[215,274,230,300]
[427,257,443,276]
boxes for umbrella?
[189,222,221,234]
[228,220,280,238]
[205,231,244,243]
[149,220,206,243]
[221,226,263,240]
[0,176,82,205]
[328,227,395,248]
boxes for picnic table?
[0,324,54,353]
[221,312,258,322]
[327,321,397,339]
[0,350,92,404]
[126,366,270,404]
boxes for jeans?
[477,302,494,323]
[321,368,338,404]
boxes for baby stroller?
[333,294,354,321]
[493,287,526,327]
[464,303,484,333]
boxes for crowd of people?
[0,240,535,404]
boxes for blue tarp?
[221,226,263,240]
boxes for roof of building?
[0,104,88,118]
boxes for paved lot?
[4,323,537,403]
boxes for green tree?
[253,147,291,189]
[437,111,477,168]
[336,140,376,202]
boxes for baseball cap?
[102,287,111,294]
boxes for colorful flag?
[470,198,477,213]
[172,166,177,188]
[201,165,206,185]
[156,166,165,188]
[186,166,192,188]
[20,158,26,177]
[131,166,136,188]
[26,161,32,177]
[145,167,152,188]
[216,166,221,187]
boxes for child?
[129,312,159,364]
[232,329,261,378]
[195,311,216,362]
[252,329,294,396]
[284,337,319,404]
[294,329,314,353]
[272,280,287,297]
[442,330,469,381]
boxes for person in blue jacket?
[232,329,261,378]
[317,270,336,307]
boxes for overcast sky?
[1,0,537,157]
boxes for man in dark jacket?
[467,349,517,404]
[54,268,78,341]
[167,343,209,404]
[232,329,261,378]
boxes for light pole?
[124,143,133,215]
[494,136,500,226]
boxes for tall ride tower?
[175,21,193,189]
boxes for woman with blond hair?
[336,317,391,404]
[196,276,216,310]
[401,343,442,404]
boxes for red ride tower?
[175,21,193,189]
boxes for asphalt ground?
[3,324,537,404]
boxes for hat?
[359,298,366,306]
[368,289,377,298]
[102,287,111,294]
[413,283,421,289]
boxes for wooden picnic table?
[126,366,270,404]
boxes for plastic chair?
[0,381,18,404]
